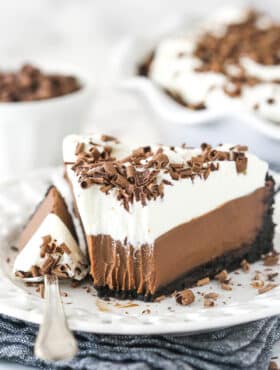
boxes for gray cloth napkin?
[0,314,279,370]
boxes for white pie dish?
[113,29,280,145]
[0,167,279,335]
[0,61,93,180]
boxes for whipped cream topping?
[148,8,280,122]
[13,213,88,280]
[63,134,268,247]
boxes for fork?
[24,274,78,361]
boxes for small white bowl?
[0,62,93,179]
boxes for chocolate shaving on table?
[71,141,248,211]
[204,292,219,300]
[175,289,195,305]
[258,283,278,295]
[241,259,250,272]
[215,270,228,283]
[267,98,275,105]
[204,298,215,307]
[263,253,279,266]
[197,277,210,286]
[221,283,233,291]
[193,10,280,98]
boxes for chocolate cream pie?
[13,186,88,280]
[63,134,275,300]
[140,8,280,122]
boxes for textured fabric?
[0,314,279,370]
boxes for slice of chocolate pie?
[63,134,275,300]
[13,186,88,280]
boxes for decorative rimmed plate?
[0,168,279,335]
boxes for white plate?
[0,167,279,335]
[113,33,280,141]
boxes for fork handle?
[34,274,77,361]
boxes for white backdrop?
[0,0,279,77]
[0,0,279,165]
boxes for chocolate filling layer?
[17,186,77,250]
[88,178,275,300]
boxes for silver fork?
[24,274,78,361]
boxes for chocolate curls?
[194,10,280,97]
[71,138,248,212]
[0,64,81,102]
